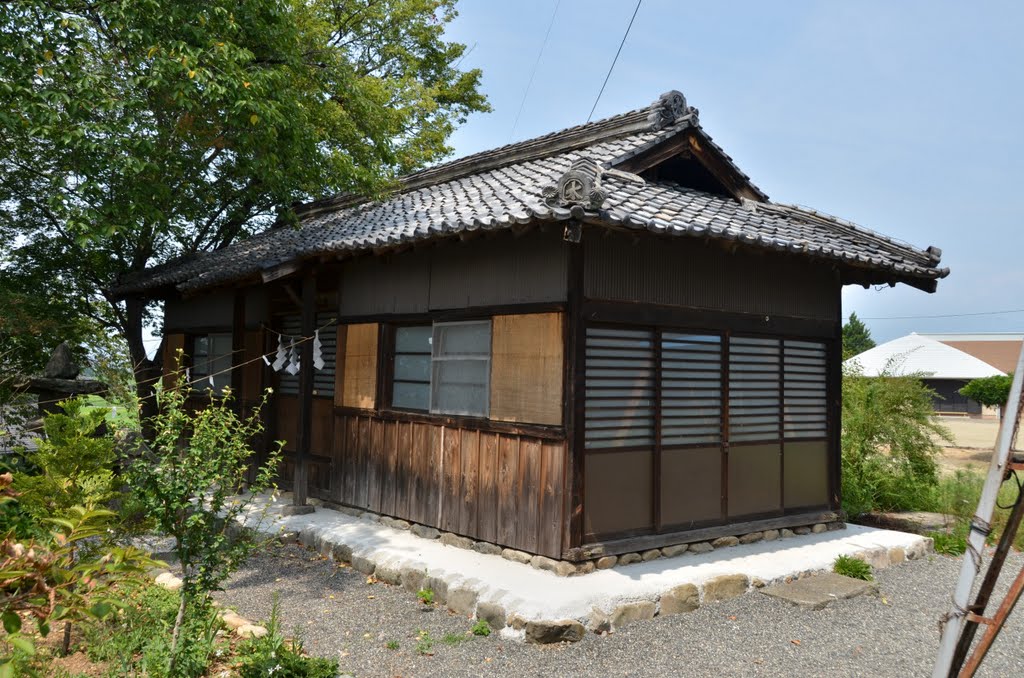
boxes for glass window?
[192,333,232,394]
[431,321,491,417]
[391,325,432,411]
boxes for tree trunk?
[123,295,162,441]
[168,591,187,676]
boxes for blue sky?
[440,0,1024,343]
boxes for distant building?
[920,333,1023,374]
[844,333,1008,416]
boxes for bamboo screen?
[337,322,378,409]
[489,312,563,426]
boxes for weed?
[415,630,434,655]
[237,594,338,678]
[386,640,400,650]
[471,619,491,637]
[417,587,435,605]
[833,555,873,581]
[441,632,465,646]
[930,530,968,556]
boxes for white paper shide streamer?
[285,340,300,375]
[313,330,325,370]
[272,336,287,372]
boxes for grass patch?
[441,632,466,646]
[932,469,1024,552]
[930,530,968,556]
[834,555,873,581]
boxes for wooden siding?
[241,330,264,402]
[337,323,378,409]
[164,290,234,331]
[329,413,567,558]
[339,230,570,316]
[490,313,564,426]
[162,333,186,386]
[584,232,840,320]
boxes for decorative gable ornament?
[647,89,694,130]
[543,158,608,211]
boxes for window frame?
[428,319,492,418]
[189,331,233,394]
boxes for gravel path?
[217,542,1024,677]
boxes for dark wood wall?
[275,402,567,558]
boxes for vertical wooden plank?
[477,433,499,544]
[381,420,398,517]
[330,414,346,504]
[367,418,384,513]
[440,426,461,533]
[538,441,565,558]
[459,429,479,537]
[293,271,316,507]
[518,438,541,554]
[567,244,585,552]
[342,415,358,503]
[424,424,441,527]
[396,421,413,520]
[497,436,519,547]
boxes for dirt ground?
[934,416,1001,475]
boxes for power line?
[587,0,643,123]
[509,0,562,142]
[843,308,1024,321]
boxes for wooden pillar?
[231,291,245,405]
[287,270,316,514]
[565,226,585,552]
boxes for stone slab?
[761,572,878,610]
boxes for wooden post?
[285,270,316,515]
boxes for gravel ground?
[216,542,1024,678]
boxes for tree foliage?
[0,0,489,405]
[959,373,1013,409]
[842,312,876,359]
[841,361,952,516]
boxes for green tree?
[0,0,488,417]
[959,374,1014,416]
[842,312,876,359]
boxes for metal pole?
[959,563,1024,677]
[932,343,1024,678]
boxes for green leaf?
[8,634,34,656]
[90,601,113,619]
[0,661,13,678]
[1,611,21,634]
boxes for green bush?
[840,361,952,516]
[959,374,1013,410]
[237,596,338,678]
[833,555,873,581]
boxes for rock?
[618,552,642,565]
[375,566,401,585]
[812,523,827,534]
[856,511,954,535]
[752,577,767,588]
[155,572,182,591]
[641,549,662,562]
[762,529,780,541]
[610,601,656,629]
[888,547,907,565]
[595,556,618,569]
[278,530,300,545]
[236,624,268,639]
[351,556,375,576]
[530,555,575,577]
[392,519,411,530]
[525,619,585,644]
[472,541,502,556]
[712,536,739,549]
[574,561,596,576]
[689,541,713,554]
[662,544,688,558]
[703,574,749,603]
[780,529,796,539]
[587,608,611,634]
[659,584,700,615]
[423,576,448,604]
[43,342,80,379]
[400,567,426,594]
[476,602,507,630]
[507,614,527,630]
[336,506,364,518]
[794,526,811,536]
[299,530,321,550]
[907,538,932,560]
[739,532,763,544]
[856,547,891,570]
[761,572,878,610]
[502,548,533,564]
[220,611,247,630]
[331,543,352,563]
[447,587,478,616]
[439,533,475,550]
[411,524,440,540]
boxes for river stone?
[411,524,440,540]
[374,565,401,585]
[641,549,661,562]
[812,523,827,534]
[507,614,527,630]
[618,552,642,565]
[587,608,611,634]
[689,541,713,554]
[794,526,811,535]
[236,624,268,639]
[739,532,764,544]
[502,548,533,564]
[525,619,585,644]
[351,556,375,576]
[712,536,739,549]
[473,541,502,556]
[662,544,688,558]
[703,574,749,603]
[336,506,363,519]
[780,528,796,539]
[331,543,352,563]
[400,567,426,594]
[476,602,506,630]
[762,529,780,541]
[888,547,907,565]
[659,583,700,615]
[595,556,618,569]
[220,611,247,630]
[447,587,478,616]
[155,572,183,591]
[439,533,474,550]
[611,601,656,629]
[530,555,575,577]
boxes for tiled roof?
[113,90,948,297]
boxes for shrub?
[841,360,952,516]
[237,595,338,678]
[833,555,873,581]
[471,619,491,637]
[959,374,1013,412]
